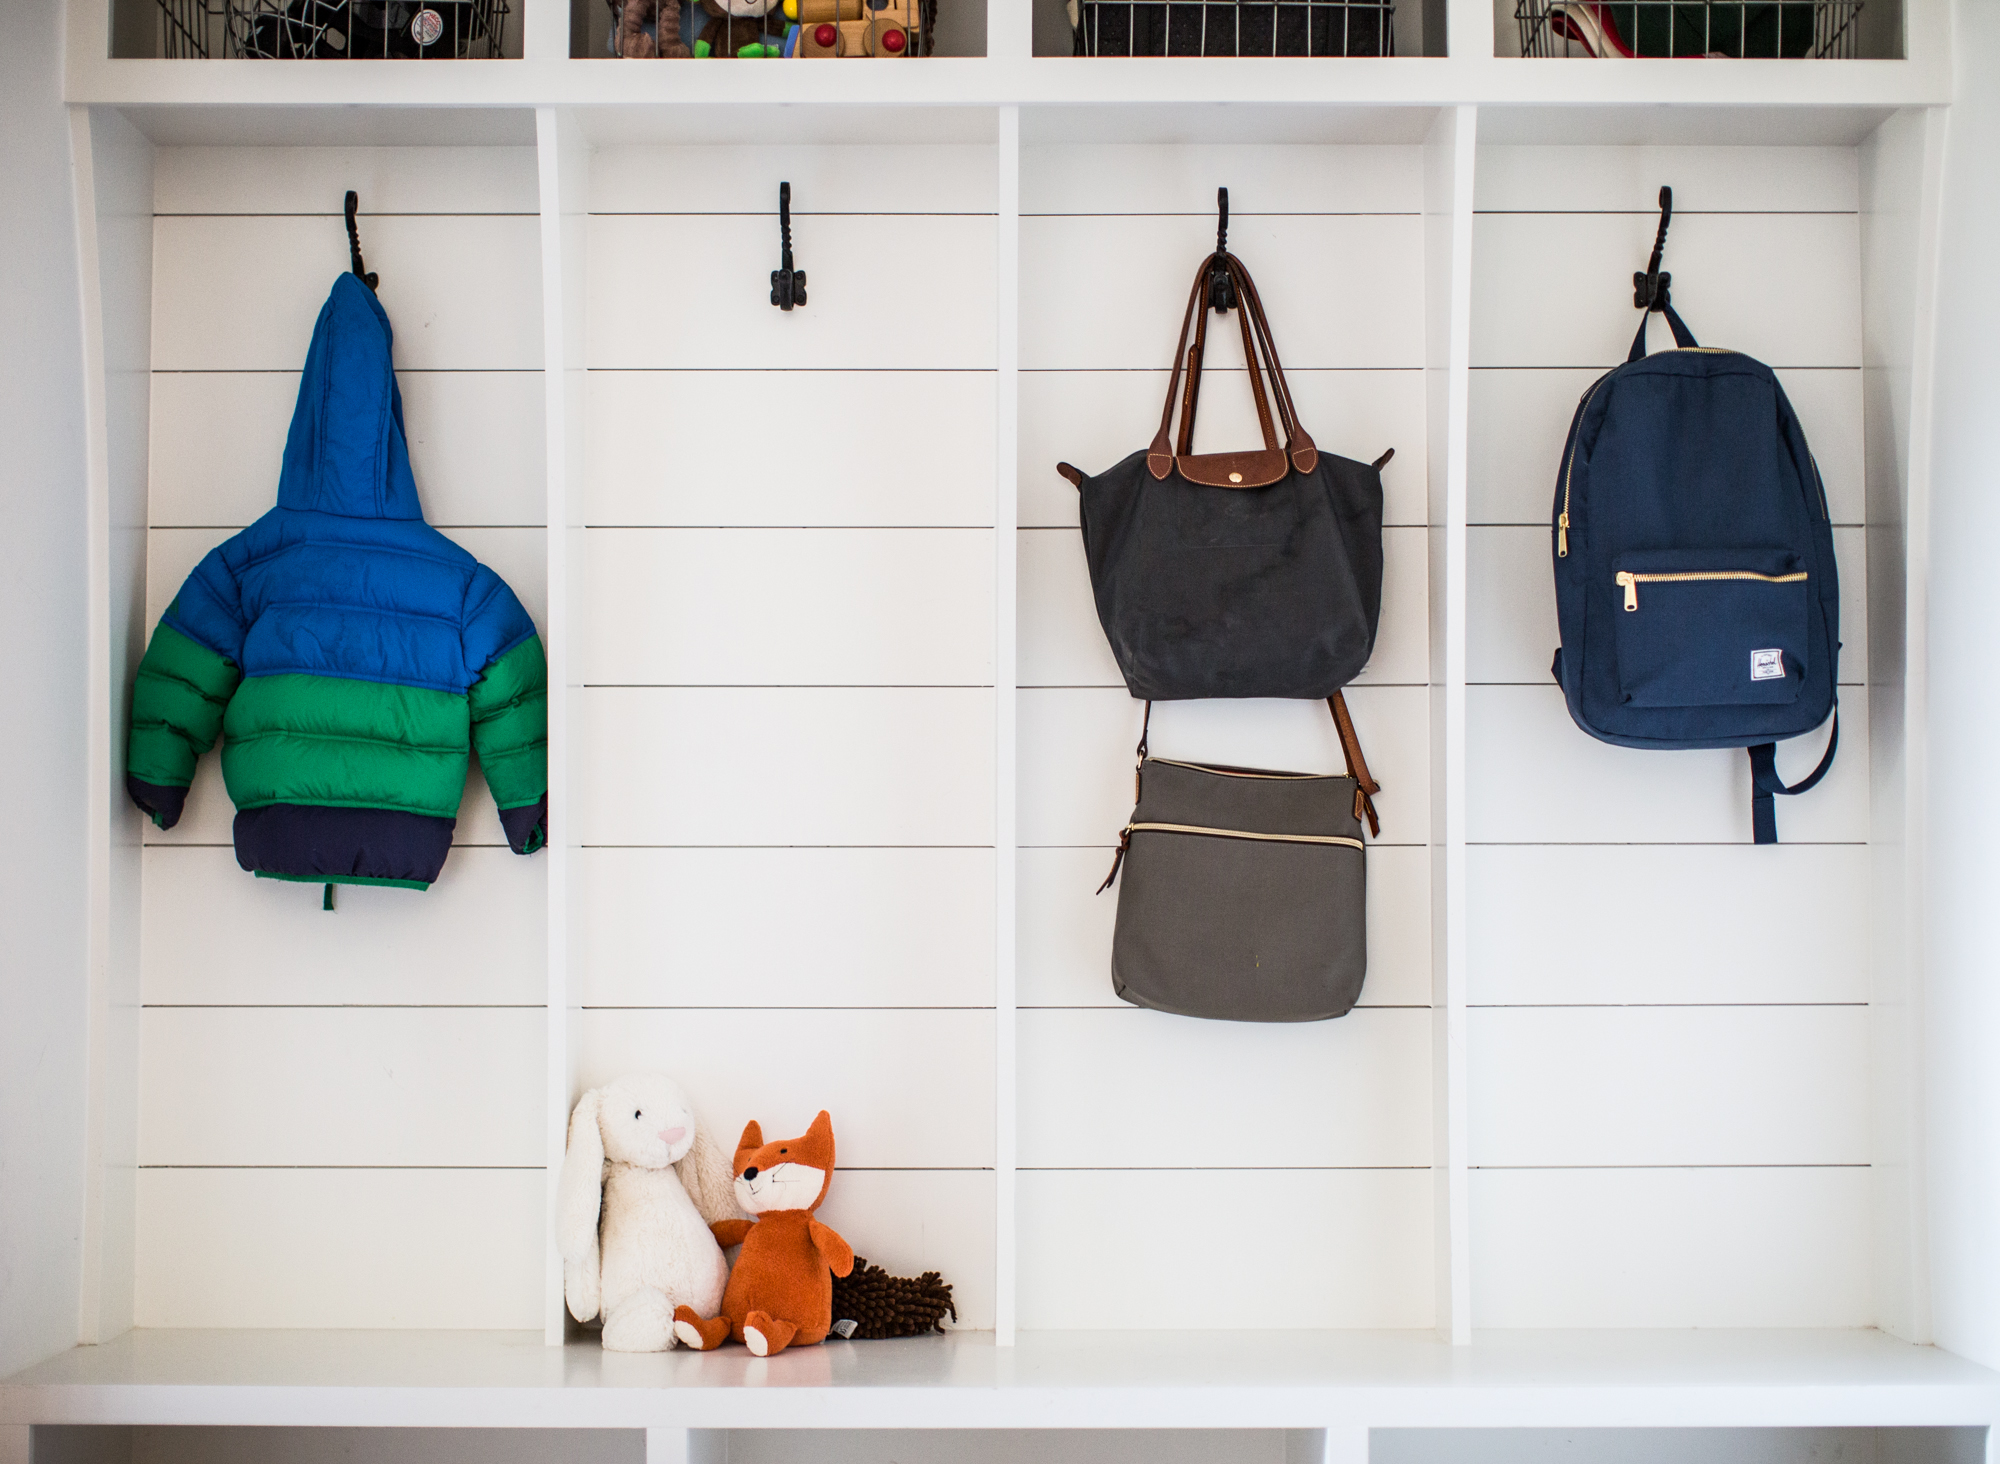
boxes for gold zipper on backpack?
[1557,376,1609,559]
[1614,568,1808,611]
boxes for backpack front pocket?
[1612,549,1809,708]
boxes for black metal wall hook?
[1208,186,1236,314]
[1633,185,1673,311]
[344,191,379,293]
[770,181,806,311]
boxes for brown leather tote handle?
[1176,260,1281,461]
[1231,256,1318,475]
[1328,691,1380,838]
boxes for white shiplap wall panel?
[1470,214,1862,369]
[141,756,514,850]
[1466,366,1864,527]
[1019,524,1427,689]
[1019,843,1431,1010]
[134,1168,545,1329]
[1023,215,1425,371]
[141,846,545,1006]
[575,847,993,1009]
[573,1009,995,1170]
[1465,844,1868,1006]
[1466,685,1864,845]
[1019,686,1431,849]
[1017,1168,1433,1329]
[1468,1005,1869,1168]
[583,529,995,686]
[150,370,546,530]
[1469,1166,1870,1329]
[139,1007,545,1168]
[812,1169,996,1330]
[146,525,549,651]
[589,144,998,216]
[585,369,995,529]
[576,687,994,847]
[1019,368,1425,529]
[1018,1007,1431,1169]
[1023,144,1422,215]
[1465,524,1866,687]
[152,215,544,371]
[586,215,997,371]
[1471,146,1858,214]
[153,146,539,215]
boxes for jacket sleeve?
[463,567,548,856]
[126,552,248,831]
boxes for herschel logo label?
[1751,649,1785,681]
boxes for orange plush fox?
[672,1110,853,1356]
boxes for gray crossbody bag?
[1097,693,1380,1023]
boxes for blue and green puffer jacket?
[125,272,547,890]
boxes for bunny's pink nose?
[660,1127,687,1145]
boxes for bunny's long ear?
[677,1119,744,1226]
[555,1088,606,1261]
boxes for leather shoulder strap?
[1328,692,1379,838]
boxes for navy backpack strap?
[1747,707,1838,846]
[1626,303,1699,363]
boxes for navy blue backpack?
[1550,192,1838,845]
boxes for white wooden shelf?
[7,1329,1999,1431]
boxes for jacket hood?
[277,272,423,520]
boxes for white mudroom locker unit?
[5,0,2000,1459]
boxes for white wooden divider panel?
[1470,146,1859,214]
[1469,1167,1871,1328]
[586,370,996,529]
[153,216,544,372]
[1020,526,1428,688]
[1465,844,1869,1006]
[1022,216,1424,371]
[139,1007,545,1167]
[578,687,995,846]
[588,144,999,216]
[1018,368,1427,529]
[587,217,996,372]
[135,1168,546,1329]
[142,846,546,1005]
[137,147,551,1328]
[1022,144,1423,216]
[1019,844,1432,1009]
[1018,1168,1434,1330]
[576,1009,994,1167]
[585,530,995,686]
[1470,214,1862,370]
[1463,145,1871,1330]
[1019,1008,1432,1168]
[1467,686,1867,844]
[151,370,548,530]
[1467,525,1869,685]
[152,146,540,216]
[1020,687,1432,849]
[1469,1006,1868,1167]
[574,143,1002,1336]
[576,848,994,1008]
[1467,366,1865,527]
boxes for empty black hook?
[1633,185,1672,311]
[771,181,806,311]
[1208,186,1235,314]
[344,191,379,293]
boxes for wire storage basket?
[154,0,510,56]
[1072,0,1392,55]
[1515,0,1859,56]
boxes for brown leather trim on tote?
[1056,462,1085,489]
[1177,449,1290,489]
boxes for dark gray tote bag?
[1098,694,1380,1022]
[1057,251,1387,702]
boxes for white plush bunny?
[557,1072,741,1351]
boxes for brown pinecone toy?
[829,1257,957,1339]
